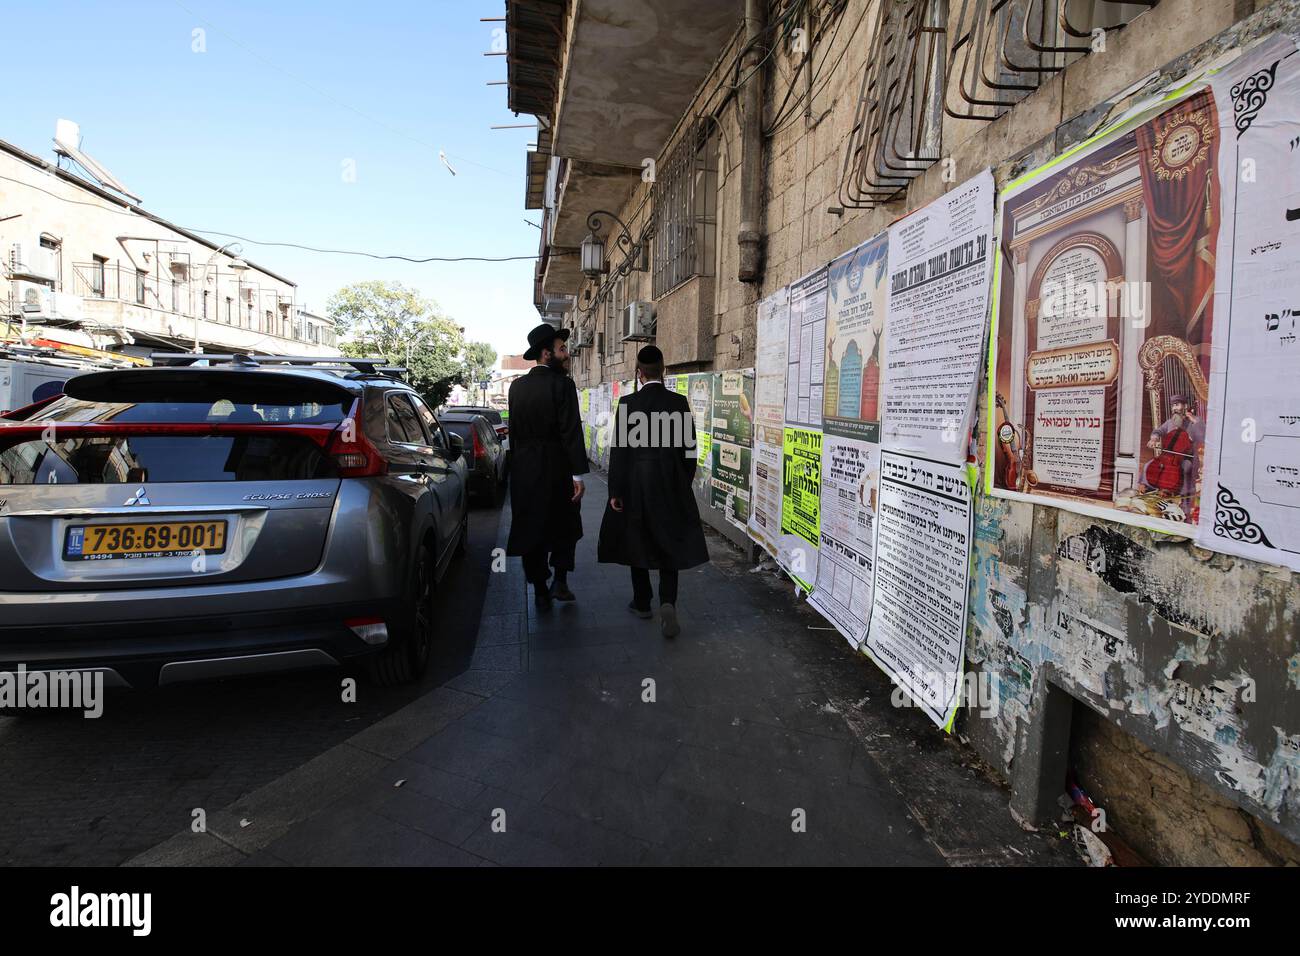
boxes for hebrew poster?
[824,232,889,443]
[1198,38,1300,570]
[881,169,994,464]
[987,90,1221,536]
[866,452,973,731]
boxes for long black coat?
[597,382,709,570]
[505,365,588,557]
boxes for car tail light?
[472,429,486,460]
[327,400,388,477]
[345,616,389,645]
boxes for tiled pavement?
[131,473,1078,867]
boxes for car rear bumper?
[0,600,402,688]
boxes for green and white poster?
[711,369,755,527]
[687,373,715,499]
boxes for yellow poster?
[780,427,822,591]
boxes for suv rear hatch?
[0,368,378,592]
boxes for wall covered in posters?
[711,369,755,528]
[1198,39,1300,571]
[987,90,1220,535]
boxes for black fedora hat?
[523,323,569,361]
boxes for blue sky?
[5,0,539,361]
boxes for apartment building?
[0,136,335,359]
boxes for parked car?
[443,404,508,457]
[0,353,469,688]
[439,411,507,505]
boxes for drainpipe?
[737,0,766,283]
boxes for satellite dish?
[53,119,142,204]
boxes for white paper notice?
[786,267,828,429]
[866,452,974,730]
[810,435,879,649]
[750,289,791,558]
[1198,39,1300,571]
[881,169,995,464]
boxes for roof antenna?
[53,119,142,204]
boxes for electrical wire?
[763,0,852,136]
[0,174,550,264]
[764,0,871,140]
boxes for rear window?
[34,396,347,425]
[444,422,475,443]
[0,434,337,485]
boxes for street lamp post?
[195,242,249,353]
[405,326,437,369]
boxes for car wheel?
[366,545,435,686]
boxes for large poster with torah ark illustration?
[987,85,1222,535]
[1197,38,1300,571]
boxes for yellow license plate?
[64,520,228,561]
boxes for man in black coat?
[506,323,589,609]
[597,345,709,638]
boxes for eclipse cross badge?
[124,487,151,506]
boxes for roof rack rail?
[149,352,396,375]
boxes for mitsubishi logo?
[124,487,151,506]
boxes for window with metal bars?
[651,124,718,299]
[604,273,626,356]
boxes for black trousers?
[631,567,678,609]
[522,539,576,586]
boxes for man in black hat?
[597,345,709,637]
[506,323,589,608]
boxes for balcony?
[510,0,744,300]
[550,0,744,168]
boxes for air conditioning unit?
[13,280,53,316]
[8,244,57,281]
[572,327,590,350]
[622,301,655,342]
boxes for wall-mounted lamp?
[580,232,605,278]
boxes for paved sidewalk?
[132,473,1077,867]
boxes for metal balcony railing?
[69,261,335,347]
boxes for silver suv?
[0,354,469,688]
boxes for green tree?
[462,341,497,403]
[327,280,466,407]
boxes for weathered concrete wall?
[568,0,1300,861]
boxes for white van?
[0,352,96,416]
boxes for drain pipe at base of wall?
[738,0,766,284]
